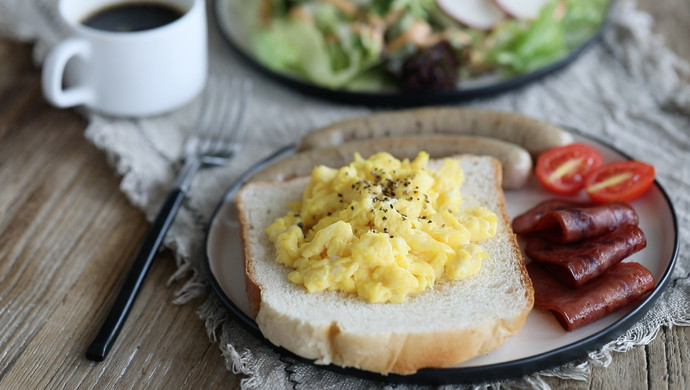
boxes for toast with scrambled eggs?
[237,154,533,375]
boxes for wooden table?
[1,1,688,388]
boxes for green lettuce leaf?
[251,18,381,88]
[563,0,609,47]
[486,0,608,75]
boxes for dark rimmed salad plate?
[214,0,610,106]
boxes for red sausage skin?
[512,200,639,243]
[525,224,647,287]
[527,261,655,331]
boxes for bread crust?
[237,156,534,375]
[237,190,261,317]
[237,177,307,318]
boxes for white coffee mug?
[42,0,207,117]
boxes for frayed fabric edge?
[196,295,261,389]
[589,290,690,368]
[473,360,589,390]
[167,251,207,305]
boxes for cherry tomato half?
[585,161,656,203]
[535,143,604,195]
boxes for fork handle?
[86,187,186,361]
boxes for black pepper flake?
[382,216,387,220]
[327,212,332,216]
[350,205,355,210]
[428,220,432,223]
[297,222,304,229]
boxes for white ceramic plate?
[204,132,678,384]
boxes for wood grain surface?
[0,1,688,389]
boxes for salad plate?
[204,130,678,384]
[214,0,610,106]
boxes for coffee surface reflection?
[82,3,183,32]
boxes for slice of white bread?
[236,155,534,375]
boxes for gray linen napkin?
[2,0,689,388]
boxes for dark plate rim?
[212,0,611,106]
[203,130,679,385]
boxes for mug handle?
[42,38,94,108]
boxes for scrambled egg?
[266,152,497,303]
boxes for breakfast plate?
[213,0,610,106]
[204,130,678,384]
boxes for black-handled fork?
[86,76,252,361]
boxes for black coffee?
[82,3,183,32]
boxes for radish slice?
[436,0,506,31]
[494,0,550,20]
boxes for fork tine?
[195,74,218,137]
[192,75,252,161]
[228,80,253,152]
[194,76,220,153]
[196,75,227,153]
[214,79,252,156]
[206,77,237,155]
